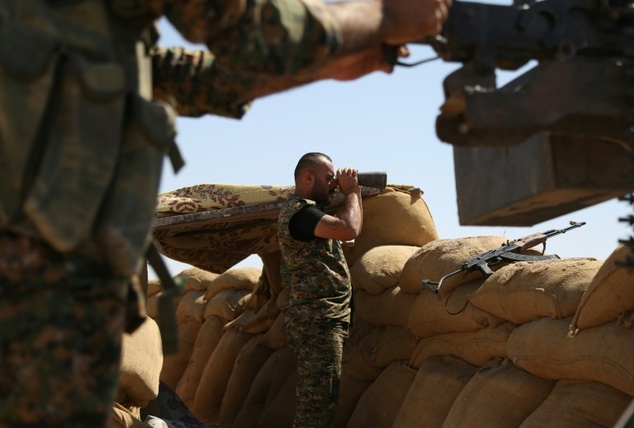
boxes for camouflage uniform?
[278,195,352,428]
[0,0,341,426]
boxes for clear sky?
[149,15,631,279]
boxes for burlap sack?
[392,355,479,428]
[508,317,634,396]
[400,236,510,296]
[358,325,419,369]
[354,285,417,327]
[203,267,261,302]
[175,290,206,324]
[409,322,514,369]
[331,343,383,428]
[260,250,284,298]
[469,258,601,324]
[519,380,633,428]
[350,245,420,295]
[224,297,279,334]
[146,291,183,320]
[109,403,151,428]
[175,315,226,410]
[147,279,161,298]
[349,187,438,265]
[233,346,296,428]
[174,267,219,293]
[407,279,505,338]
[192,329,253,423]
[347,360,417,428]
[257,370,297,428]
[570,244,634,333]
[118,317,163,408]
[159,316,201,390]
[257,312,287,350]
[202,287,251,321]
[443,359,555,428]
[218,337,275,428]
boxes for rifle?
[421,221,586,294]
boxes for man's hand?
[336,168,360,196]
[381,0,452,45]
[315,45,410,81]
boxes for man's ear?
[304,170,314,184]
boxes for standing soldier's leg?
[292,321,347,428]
[0,233,126,428]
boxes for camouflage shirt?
[278,195,352,323]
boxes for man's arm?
[314,168,363,242]
[161,0,452,79]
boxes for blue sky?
[150,15,631,279]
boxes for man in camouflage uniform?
[278,152,362,427]
[0,0,450,426]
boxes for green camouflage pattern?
[278,195,352,324]
[151,46,253,119]
[0,232,127,427]
[0,0,343,425]
[278,195,352,427]
[286,320,348,428]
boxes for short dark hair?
[294,152,332,182]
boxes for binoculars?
[356,171,387,189]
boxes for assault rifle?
[421,221,586,294]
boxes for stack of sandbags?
[176,267,260,411]
[110,317,163,428]
[143,186,634,427]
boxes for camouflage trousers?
[0,232,127,428]
[286,318,349,428]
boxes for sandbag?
[109,403,151,428]
[202,287,251,321]
[331,343,383,428]
[257,312,287,350]
[260,250,284,298]
[409,322,514,368]
[347,360,416,428]
[117,317,163,408]
[192,329,253,423]
[203,267,261,302]
[407,279,505,338]
[354,285,417,327]
[159,316,201,390]
[175,290,206,324]
[358,325,419,369]
[257,370,297,428]
[470,258,601,324]
[174,267,219,293]
[233,346,296,428]
[393,355,479,428]
[570,244,634,332]
[147,279,161,298]
[218,337,275,428]
[349,187,438,265]
[224,297,279,334]
[400,236,510,296]
[350,245,419,295]
[508,317,634,396]
[443,359,555,428]
[520,380,633,428]
[174,315,226,410]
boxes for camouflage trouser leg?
[287,320,349,428]
[0,233,126,428]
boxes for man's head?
[294,152,338,205]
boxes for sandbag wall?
[147,187,634,427]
